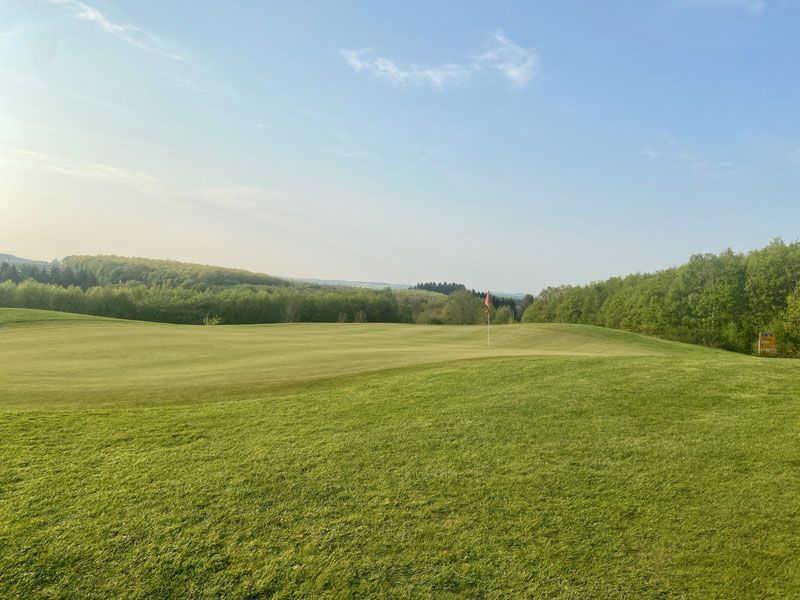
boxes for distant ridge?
[290,277,411,290]
[0,253,51,269]
[290,277,526,298]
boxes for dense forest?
[521,238,800,355]
[62,255,299,290]
[0,279,405,324]
[0,261,99,289]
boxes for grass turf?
[1,308,798,598]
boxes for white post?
[487,310,490,348]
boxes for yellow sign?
[759,332,776,356]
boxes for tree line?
[521,238,800,355]
[0,278,524,326]
[0,280,406,325]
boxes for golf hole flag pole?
[485,291,490,348]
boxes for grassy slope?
[0,307,116,327]
[1,309,799,598]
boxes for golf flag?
[485,291,491,347]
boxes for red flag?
[485,291,490,313]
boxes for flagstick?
[487,309,490,348]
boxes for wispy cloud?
[340,30,538,90]
[256,77,378,165]
[340,50,471,89]
[640,135,735,176]
[0,146,301,223]
[394,139,454,176]
[181,186,302,222]
[52,0,183,60]
[0,26,22,39]
[473,31,539,86]
[0,147,163,193]
[678,0,767,14]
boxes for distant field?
[1,308,799,598]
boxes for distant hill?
[62,255,302,290]
[290,277,410,290]
[493,291,527,301]
[0,253,51,270]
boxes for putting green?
[0,308,708,409]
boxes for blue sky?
[1,0,799,292]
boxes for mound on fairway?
[0,308,708,410]
[1,308,799,598]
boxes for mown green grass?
[0,309,706,410]
[1,308,798,598]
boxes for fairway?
[2,308,800,598]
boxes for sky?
[1,0,800,293]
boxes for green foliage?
[442,289,485,324]
[415,307,445,324]
[491,305,515,324]
[517,293,534,319]
[523,238,800,354]
[396,289,447,324]
[785,283,800,338]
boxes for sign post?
[758,332,776,356]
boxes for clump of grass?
[203,313,223,326]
